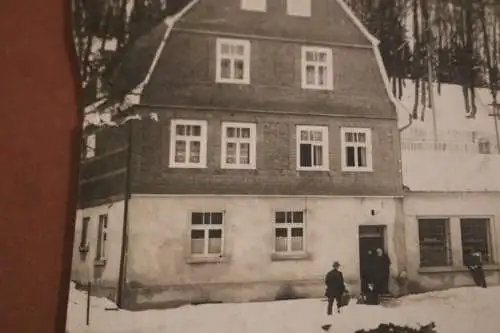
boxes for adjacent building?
[71,0,405,309]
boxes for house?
[399,81,500,292]
[71,0,405,309]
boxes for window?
[287,0,311,17]
[418,218,452,267]
[341,128,373,171]
[169,119,207,168]
[301,46,333,90]
[296,125,329,170]
[95,214,108,264]
[216,38,251,84]
[461,218,493,264]
[79,217,90,252]
[221,122,257,169]
[190,212,224,257]
[241,0,266,11]
[85,134,96,159]
[478,138,491,154]
[274,210,305,253]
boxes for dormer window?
[241,0,266,12]
[287,0,311,17]
[301,46,333,90]
[478,138,491,154]
[216,38,251,84]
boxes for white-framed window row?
[169,119,208,168]
[287,0,311,17]
[216,38,251,84]
[94,214,108,266]
[221,122,257,169]
[79,216,90,254]
[301,46,333,90]
[272,209,309,260]
[188,211,226,263]
[417,216,496,270]
[341,127,373,172]
[296,125,329,171]
[241,0,266,12]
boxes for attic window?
[241,0,266,11]
[478,138,491,154]
[287,0,311,17]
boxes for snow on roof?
[398,80,500,192]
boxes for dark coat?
[325,268,345,297]
[375,253,391,277]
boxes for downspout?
[116,120,133,308]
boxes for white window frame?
[296,125,329,171]
[169,119,208,168]
[341,127,373,172]
[95,214,108,264]
[301,46,333,90]
[417,217,452,268]
[79,217,90,252]
[189,212,225,258]
[221,122,257,169]
[287,0,311,17]
[241,0,266,12]
[85,134,96,159]
[216,38,251,84]
[273,210,307,254]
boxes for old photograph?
[66,0,500,332]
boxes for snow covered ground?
[66,282,499,333]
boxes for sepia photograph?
[65,0,500,332]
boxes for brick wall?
[131,108,403,196]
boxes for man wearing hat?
[324,261,346,315]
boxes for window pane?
[189,141,201,163]
[461,218,490,264]
[226,142,237,164]
[234,60,244,79]
[418,219,450,267]
[291,228,304,251]
[306,65,315,85]
[318,66,326,86]
[275,228,288,252]
[192,212,203,225]
[300,143,312,167]
[221,43,230,54]
[310,130,322,141]
[292,211,303,223]
[226,127,236,138]
[221,59,231,78]
[306,51,315,62]
[358,132,366,143]
[176,125,185,136]
[286,211,292,223]
[318,52,327,63]
[346,146,355,167]
[191,230,205,254]
[345,132,354,142]
[235,44,245,56]
[208,230,222,254]
[275,212,286,223]
[203,212,211,224]
[175,141,186,163]
[240,143,250,164]
[211,213,223,225]
[357,147,367,167]
[313,145,323,166]
[192,125,201,136]
[241,127,251,138]
[300,130,309,141]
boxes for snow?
[398,80,500,192]
[66,282,500,333]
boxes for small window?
[461,218,493,264]
[301,46,333,90]
[341,128,373,171]
[79,217,90,252]
[169,119,208,168]
[85,134,96,159]
[478,138,491,154]
[95,214,108,264]
[216,38,251,84]
[274,210,306,253]
[418,218,452,267]
[296,125,329,171]
[241,0,266,11]
[190,212,224,257]
[287,0,311,17]
[221,122,257,169]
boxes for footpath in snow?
[66,282,498,333]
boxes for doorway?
[358,225,386,293]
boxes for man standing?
[375,248,391,295]
[324,261,345,315]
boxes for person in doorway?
[361,249,375,294]
[374,248,391,295]
[466,249,487,288]
[324,261,346,315]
